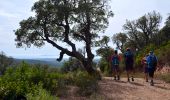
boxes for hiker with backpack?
[124,48,134,82]
[111,50,121,80]
[147,51,158,86]
[141,54,149,82]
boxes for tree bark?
[82,59,95,75]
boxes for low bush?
[26,87,58,100]
[74,71,98,96]
[0,62,67,99]
[159,73,170,83]
[0,62,101,99]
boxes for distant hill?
[14,58,68,67]
[13,58,100,67]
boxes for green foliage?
[98,59,112,76]
[0,51,14,75]
[135,44,157,67]
[15,0,113,74]
[123,11,162,50]
[155,41,170,65]
[27,88,58,100]
[0,62,69,99]
[135,41,170,68]
[0,61,101,99]
[74,71,98,96]
[44,72,68,96]
[112,33,127,53]
[0,63,40,99]
[98,59,108,73]
[61,57,84,73]
[94,36,110,47]
[96,47,114,75]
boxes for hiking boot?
[150,80,154,86]
[131,77,134,81]
[117,75,120,80]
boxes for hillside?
[13,58,100,67]
[13,58,67,67]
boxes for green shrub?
[44,73,68,96]
[0,63,40,99]
[0,62,68,99]
[27,87,58,100]
[74,71,98,96]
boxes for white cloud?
[0,9,20,18]
[0,0,170,58]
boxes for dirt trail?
[98,77,170,100]
[61,77,170,100]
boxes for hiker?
[111,50,121,80]
[141,54,149,82]
[124,48,134,82]
[147,51,158,86]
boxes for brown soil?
[60,77,170,100]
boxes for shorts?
[125,63,133,71]
[112,65,119,72]
[148,68,155,77]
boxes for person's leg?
[131,71,134,81]
[130,64,134,81]
[115,65,118,78]
[150,72,154,86]
[145,73,148,82]
[148,68,154,86]
[127,70,130,82]
[126,64,130,82]
[115,65,120,80]
[112,66,117,80]
[145,67,148,82]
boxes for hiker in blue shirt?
[124,48,134,82]
[111,50,121,80]
[147,51,158,86]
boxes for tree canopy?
[113,11,162,52]
[15,0,113,74]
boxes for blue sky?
[0,0,170,59]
